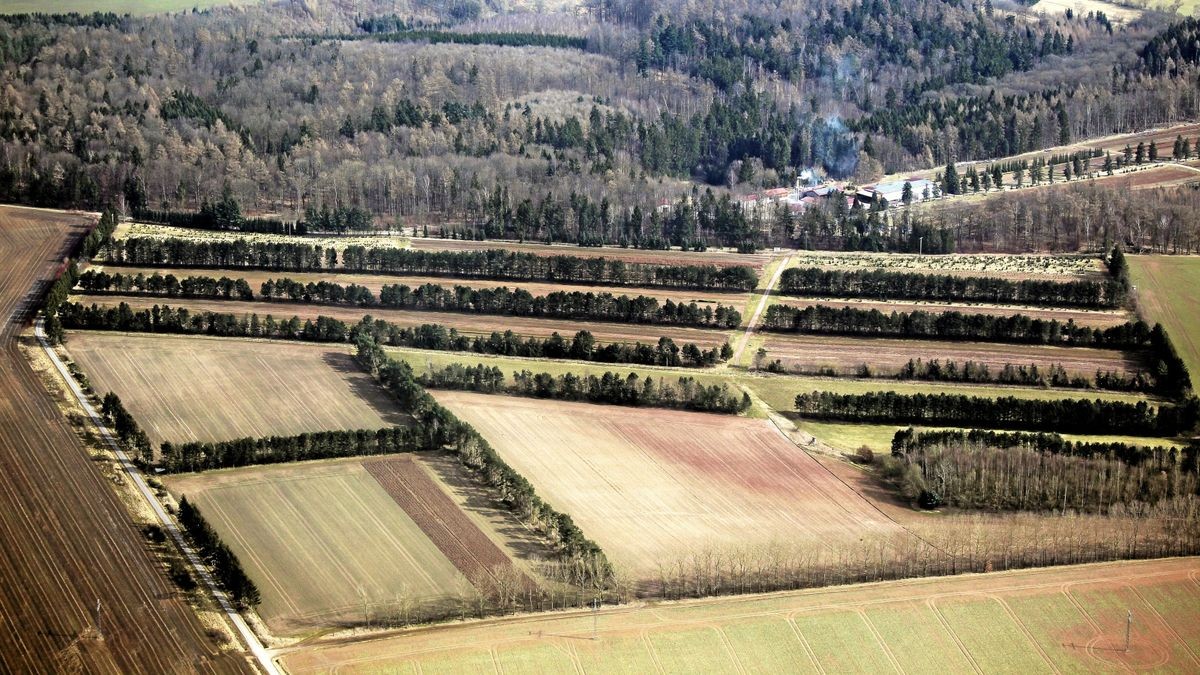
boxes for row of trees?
[793,390,1197,436]
[646,501,1200,600]
[341,29,587,50]
[76,270,742,328]
[337,247,759,290]
[347,316,729,367]
[100,392,152,464]
[762,305,1153,349]
[104,237,759,291]
[460,187,758,250]
[161,428,416,473]
[777,267,1124,308]
[283,279,742,327]
[354,335,611,588]
[133,196,374,235]
[78,271,254,301]
[176,497,261,608]
[133,208,305,236]
[894,358,1150,393]
[416,363,750,414]
[58,302,727,368]
[42,209,119,343]
[106,238,328,271]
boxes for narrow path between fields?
[34,317,281,675]
[729,254,791,367]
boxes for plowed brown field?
[364,456,526,588]
[71,294,734,348]
[432,391,903,578]
[0,205,249,673]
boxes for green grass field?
[0,0,257,14]
[280,558,1200,674]
[1130,255,1200,386]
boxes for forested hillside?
[0,0,1197,251]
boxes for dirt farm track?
[0,206,250,672]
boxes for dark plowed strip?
[363,456,531,590]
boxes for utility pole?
[1125,610,1133,652]
[919,235,924,256]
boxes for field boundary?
[278,558,1200,672]
[37,317,279,675]
[363,456,529,590]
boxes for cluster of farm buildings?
[734,176,939,217]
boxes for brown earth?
[0,205,250,673]
[70,294,735,348]
[363,456,529,590]
[761,332,1143,377]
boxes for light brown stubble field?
[431,391,904,579]
[164,458,468,635]
[64,331,407,446]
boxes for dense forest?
[884,437,1198,512]
[1,0,1198,252]
[887,427,1200,511]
